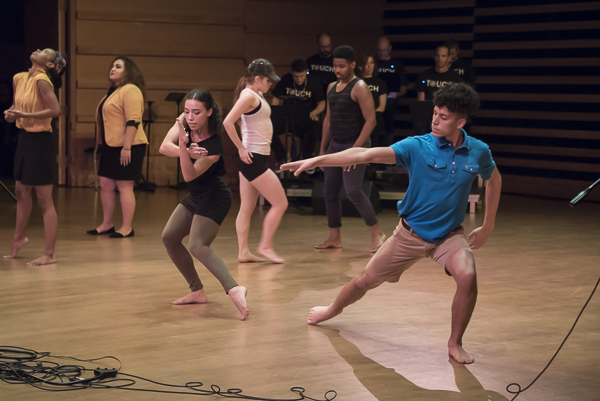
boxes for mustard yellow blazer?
[95,84,148,147]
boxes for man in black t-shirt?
[306,33,337,94]
[445,39,476,88]
[376,37,407,144]
[271,59,326,162]
[414,43,463,135]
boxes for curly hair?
[109,56,146,98]
[332,45,355,63]
[45,49,67,89]
[183,89,222,135]
[432,82,479,117]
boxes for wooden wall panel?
[76,55,244,90]
[76,20,244,58]
[76,0,245,25]
[245,1,384,35]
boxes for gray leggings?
[161,204,238,293]
[323,140,378,228]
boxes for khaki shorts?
[365,219,472,283]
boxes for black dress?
[179,134,232,226]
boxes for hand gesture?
[176,117,188,146]
[239,147,253,164]
[467,226,492,250]
[188,143,208,159]
[3,107,18,123]
[281,158,317,176]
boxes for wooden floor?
[1,185,599,401]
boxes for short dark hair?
[445,39,459,51]
[436,42,449,52]
[290,59,307,73]
[332,45,355,63]
[433,82,479,117]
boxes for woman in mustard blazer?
[3,48,66,266]
[87,56,148,238]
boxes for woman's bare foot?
[370,231,386,253]
[314,238,342,249]
[238,251,265,263]
[172,289,207,305]
[448,344,474,364]
[27,254,56,266]
[228,286,249,320]
[257,246,284,264]
[4,237,29,259]
[307,304,341,325]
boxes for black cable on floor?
[506,274,600,400]
[0,347,336,400]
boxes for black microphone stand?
[136,101,157,192]
[570,178,600,207]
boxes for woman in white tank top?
[223,59,288,264]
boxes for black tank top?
[328,77,364,144]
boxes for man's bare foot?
[27,254,56,267]
[307,304,340,325]
[314,238,342,249]
[448,344,474,364]
[238,251,265,263]
[228,286,249,320]
[257,246,284,264]
[370,231,386,253]
[172,289,207,305]
[4,237,29,259]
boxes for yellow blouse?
[13,68,54,132]
[95,84,148,147]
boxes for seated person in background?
[357,53,387,148]
[306,33,337,94]
[271,59,326,163]
[445,39,476,89]
[414,43,463,136]
[376,36,407,146]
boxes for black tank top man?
[328,77,364,144]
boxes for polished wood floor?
[1,185,599,401]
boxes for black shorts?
[237,152,269,182]
[97,143,146,181]
[180,180,232,226]
[14,129,56,186]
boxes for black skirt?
[97,143,146,181]
[180,179,232,226]
[14,129,56,186]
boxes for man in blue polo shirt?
[282,83,501,364]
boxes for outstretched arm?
[468,167,502,249]
[282,146,396,176]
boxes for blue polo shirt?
[390,130,495,243]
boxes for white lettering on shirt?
[378,68,395,73]
[311,65,333,73]
[368,85,379,93]
[454,68,465,75]
[426,80,452,88]
[285,88,312,99]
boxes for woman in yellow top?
[87,56,148,238]
[3,48,66,266]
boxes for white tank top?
[241,88,272,155]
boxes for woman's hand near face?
[188,143,208,159]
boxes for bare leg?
[228,285,249,320]
[236,173,264,262]
[315,227,342,249]
[369,224,386,253]
[251,170,288,263]
[27,185,57,266]
[308,271,385,325]
[116,180,135,235]
[4,181,32,259]
[95,176,116,232]
[445,249,478,364]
